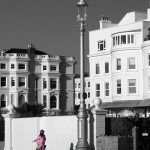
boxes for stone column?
[91,98,108,150]
[2,104,20,150]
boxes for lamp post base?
[76,142,90,150]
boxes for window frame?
[50,65,57,71]
[18,63,26,70]
[96,63,100,74]
[43,95,47,108]
[43,78,47,89]
[11,77,15,87]
[105,82,109,97]
[50,78,57,89]
[97,40,106,51]
[42,65,47,71]
[0,94,7,108]
[18,77,26,87]
[128,57,136,70]
[11,64,15,70]
[1,77,7,87]
[95,83,100,97]
[117,79,121,95]
[0,63,6,70]
[116,58,121,70]
[105,62,109,73]
[128,79,136,94]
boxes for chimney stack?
[99,15,112,29]
[147,1,150,20]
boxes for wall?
[0,142,4,150]
[11,116,77,150]
[96,136,133,150]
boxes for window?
[96,84,100,97]
[43,65,47,71]
[11,64,15,69]
[88,92,90,98]
[117,80,121,94]
[50,65,57,71]
[98,40,106,51]
[116,59,121,70]
[18,77,25,87]
[131,34,134,43]
[121,35,126,44]
[96,64,100,74]
[11,94,15,105]
[128,79,136,94]
[0,63,6,70]
[50,95,57,109]
[50,78,57,89]
[148,55,150,66]
[105,62,109,73]
[113,34,134,46]
[78,83,80,88]
[1,94,6,107]
[78,93,80,99]
[43,95,47,108]
[11,77,15,87]
[128,58,135,69]
[105,82,109,96]
[43,78,47,89]
[75,83,77,88]
[1,77,6,87]
[88,82,90,87]
[18,64,25,70]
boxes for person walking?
[32,129,46,150]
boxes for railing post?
[132,126,138,150]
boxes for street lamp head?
[76,0,88,7]
[76,0,88,22]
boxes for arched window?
[18,94,25,106]
[1,94,6,108]
[50,96,56,109]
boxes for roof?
[119,11,147,26]
[100,99,150,109]
[4,48,47,55]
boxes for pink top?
[35,135,46,148]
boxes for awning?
[100,99,150,109]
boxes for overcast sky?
[0,0,149,73]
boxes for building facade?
[75,77,90,108]
[88,7,150,117]
[0,44,75,113]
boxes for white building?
[0,44,75,114]
[75,77,90,109]
[88,7,150,117]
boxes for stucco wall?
[11,116,77,150]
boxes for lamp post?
[75,0,90,150]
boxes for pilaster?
[91,98,108,150]
[2,104,20,150]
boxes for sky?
[0,0,149,74]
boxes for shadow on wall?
[88,109,95,150]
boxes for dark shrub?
[15,102,44,117]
